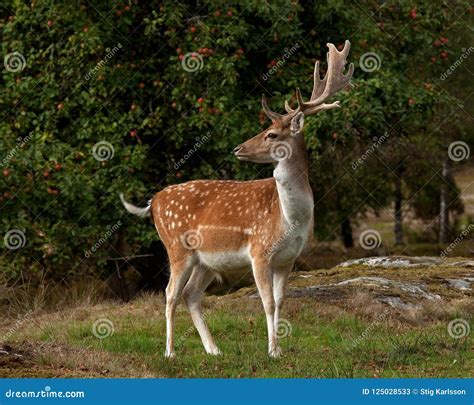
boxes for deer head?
[234,40,354,164]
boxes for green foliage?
[0,0,471,279]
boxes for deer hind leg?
[251,257,280,357]
[272,262,293,355]
[182,266,221,355]
[165,256,193,358]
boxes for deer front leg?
[251,258,280,357]
[273,262,293,355]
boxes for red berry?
[440,51,448,59]
[227,10,233,16]
[83,26,89,33]
[178,54,184,61]
[214,10,221,16]
[190,26,196,33]
[441,36,449,44]
[130,103,137,111]
[57,103,64,110]
[43,170,50,178]
[124,5,130,11]
[130,129,137,137]
[433,39,442,47]
[197,97,204,104]
[47,20,53,27]
[176,171,183,179]
[54,163,62,171]
[138,82,145,89]
[171,102,177,109]
[408,98,415,106]
[176,48,182,54]
[115,9,122,16]
[3,169,10,177]
[431,56,437,63]
[198,107,204,113]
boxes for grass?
[1,280,472,378]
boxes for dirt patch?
[0,342,151,378]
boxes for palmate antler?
[262,40,354,123]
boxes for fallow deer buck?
[121,40,354,358]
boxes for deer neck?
[273,136,314,228]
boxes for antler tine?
[310,60,327,101]
[262,94,285,122]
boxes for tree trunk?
[341,217,354,248]
[439,158,450,243]
[394,166,404,245]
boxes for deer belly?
[197,245,251,271]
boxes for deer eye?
[266,132,278,140]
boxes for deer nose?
[233,145,242,154]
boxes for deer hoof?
[207,347,223,356]
[164,350,176,359]
[269,346,283,358]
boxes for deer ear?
[290,112,305,135]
